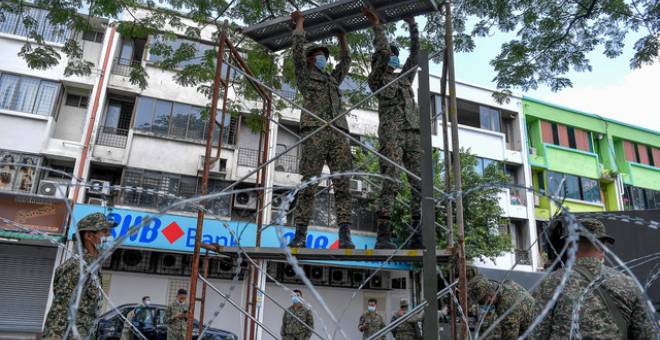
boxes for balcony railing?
[96,126,128,148]
[509,188,527,206]
[111,58,141,77]
[238,147,299,173]
[515,249,531,265]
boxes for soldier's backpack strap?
[574,266,629,340]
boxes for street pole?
[418,49,439,339]
[186,22,227,340]
[444,2,468,339]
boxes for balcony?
[96,126,129,148]
[543,144,600,178]
[626,162,660,191]
[111,58,140,77]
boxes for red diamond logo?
[162,222,184,244]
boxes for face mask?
[145,300,151,306]
[96,235,114,252]
[388,55,400,69]
[292,296,301,305]
[314,54,327,70]
[479,305,493,315]
[367,306,376,313]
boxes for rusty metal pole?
[185,22,227,340]
[199,252,210,326]
[444,2,468,339]
[440,47,457,340]
[215,45,233,160]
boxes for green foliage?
[354,144,512,262]
[7,0,659,108]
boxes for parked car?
[93,303,238,340]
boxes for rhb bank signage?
[72,204,410,270]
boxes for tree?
[354,145,512,262]
[1,0,657,104]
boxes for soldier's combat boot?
[405,219,424,249]
[338,223,355,249]
[375,218,396,249]
[288,225,308,248]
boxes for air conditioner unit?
[534,195,541,207]
[37,180,69,198]
[234,191,258,210]
[88,179,111,195]
[305,265,328,286]
[368,272,390,290]
[282,264,301,284]
[271,194,286,210]
[88,197,106,206]
[352,270,366,288]
[199,156,227,174]
[350,179,364,192]
[119,249,151,272]
[212,258,238,279]
[330,268,350,287]
[156,253,184,275]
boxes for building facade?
[524,97,660,268]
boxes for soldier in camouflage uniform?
[532,218,658,339]
[42,212,117,339]
[468,275,535,340]
[391,299,423,340]
[358,298,385,340]
[281,289,314,340]
[363,6,423,249]
[165,289,188,340]
[288,10,355,249]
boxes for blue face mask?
[479,305,493,315]
[314,54,327,70]
[388,55,400,69]
[292,296,301,305]
[367,306,376,313]
[96,235,114,252]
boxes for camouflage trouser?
[294,128,353,226]
[378,129,422,221]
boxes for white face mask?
[144,299,151,306]
[96,235,114,252]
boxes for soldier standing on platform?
[363,6,423,249]
[391,299,423,340]
[165,289,188,340]
[288,10,355,249]
[42,212,117,339]
[358,298,385,339]
[281,289,314,340]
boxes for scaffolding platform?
[201,243,453,262]
[242,0,440,51]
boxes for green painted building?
[523,97,660,220]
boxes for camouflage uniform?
[42,213,115,340]
[359,311,386,340]
[391,309,423,339]
[532,256,658,339]
[165,300,187,340]
[468,276,535,340]
[291,30,353,229]
[368,22,422,245]
[281,304,314,340]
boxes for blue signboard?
[72,204,411,270]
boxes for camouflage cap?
[304,44,330,59]
[562,218,615,244]
[467,276,496,304]
[400,298,409,307]
[77,212,117,232]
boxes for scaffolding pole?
[444,1,469,339]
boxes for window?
[0,73,60,116]
[82,30,104,43]
[65,94,89,108]
[623,185,660,210]
[0,150,42,193]
[473,157,502,177]
[479,106,501,132]
[133,96,238,145]
[148,36,213,68]
[0,7,71,43]
[120,168,231,215]
[622,140,657,166]
[546,171,601,203]
[539,120,591,152]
